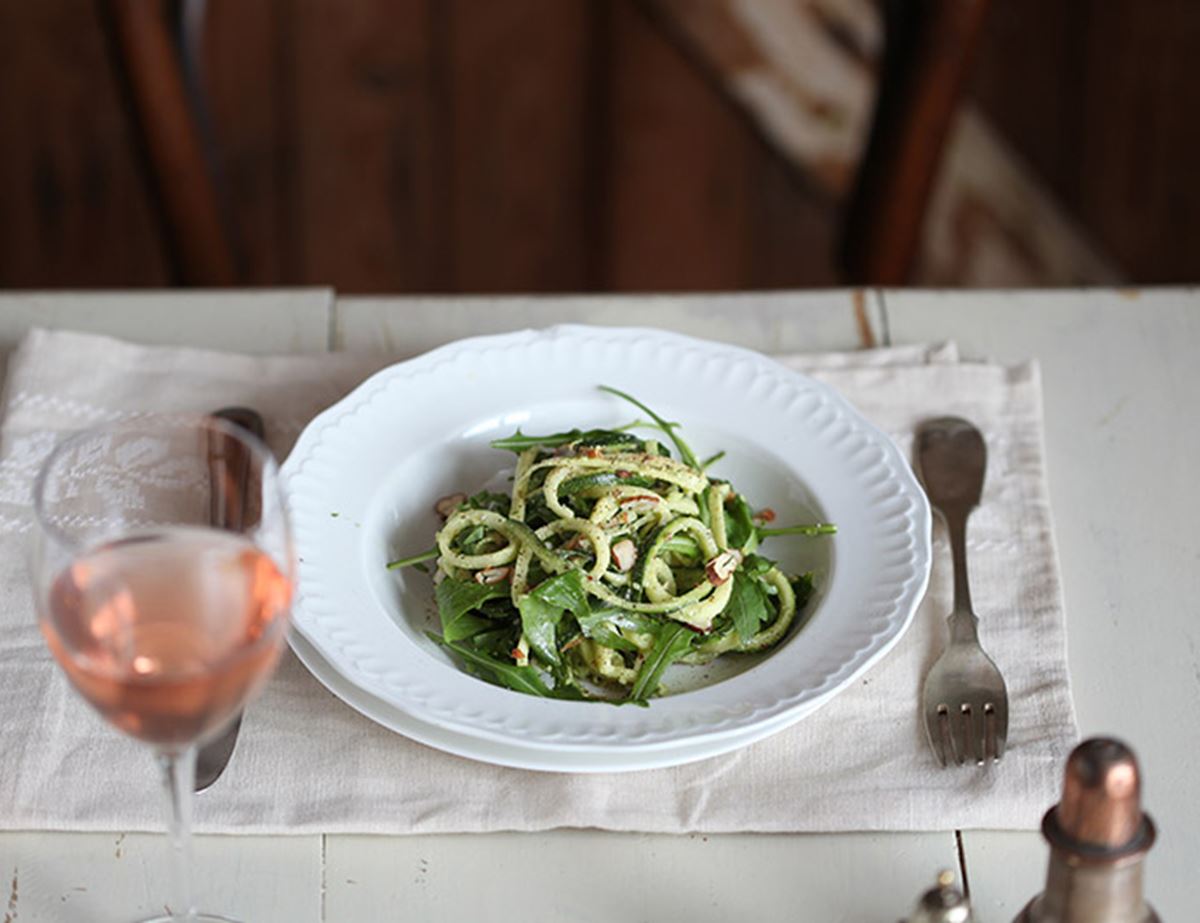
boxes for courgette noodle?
[390,386,835,704]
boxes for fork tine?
[955,703,972,765]
[985,701,1006,761]
[930,704,952,766]
[984,700,1003,758]
[971,704,988,765]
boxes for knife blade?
[195,406,265,794]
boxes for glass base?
[139,915,240,922]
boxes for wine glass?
[30,417,294,923]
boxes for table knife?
[194,406,265,793]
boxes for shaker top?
[1044,738,1155,860]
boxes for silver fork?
[914,417,1009,766]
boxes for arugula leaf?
[791,572,816,611]
[517,570,590,667]
[453,524,494,555]
[543,654,590,702]
[560,471,656,496]
[629,622,696,702]
[435,578,510,643]
[576,607,662,652]
[548,679,588,701]
[575,430,645,449]
[598,386,702,470]
[386,546,438,570]
[740,553,775,577]
[727,572,772,643]
[757,522,837,539]
[428,633,552,696]
[577,624,639,653]
[462,490,511,514]
[470,625,521,659]
[660,534,701,561]
[490,428,641,453]
[724,494,758,551]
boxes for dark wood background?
[1,0,1197,292]
[971,0,1200,285]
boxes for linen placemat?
[0,329,1077,834]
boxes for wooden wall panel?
[601,2,834,291]
[747,148,839,289]
[602,1,755,290]
[0,0,168,286]
[969,0,1200,283]
[204,0,290,283]
[5,0,1192,290]
[0,1,840,292]
[445,0,599,292]
[287,0,446,292]
[1073,3,1200,282]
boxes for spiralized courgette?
[390,387,834,704]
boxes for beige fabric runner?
[0,329,1077,834]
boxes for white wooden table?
[1,288,1195,922]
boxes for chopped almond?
[434,492,467,518]
[612,539,638,573]
[618,494,661,515]
[474,566,512,585]
[705,549,743,586]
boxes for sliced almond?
[611,539,638,573]
[705,549,743,586]
[435,492,467,518]
[474,566,512,585]
[618,495,660,517]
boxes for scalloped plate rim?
[282,324,932,753]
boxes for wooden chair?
[839,0,993,284]
[101,0,236,286]
[102,0,990,288]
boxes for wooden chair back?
[103,0,990,288]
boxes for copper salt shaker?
[1014,738,1160,923]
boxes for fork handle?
[945,509,979,643]
[946,607,980,644]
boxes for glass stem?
[157,746,198,921]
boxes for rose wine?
[42,527,292,747]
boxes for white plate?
[282,325,930,758]
[290,633,823,773]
